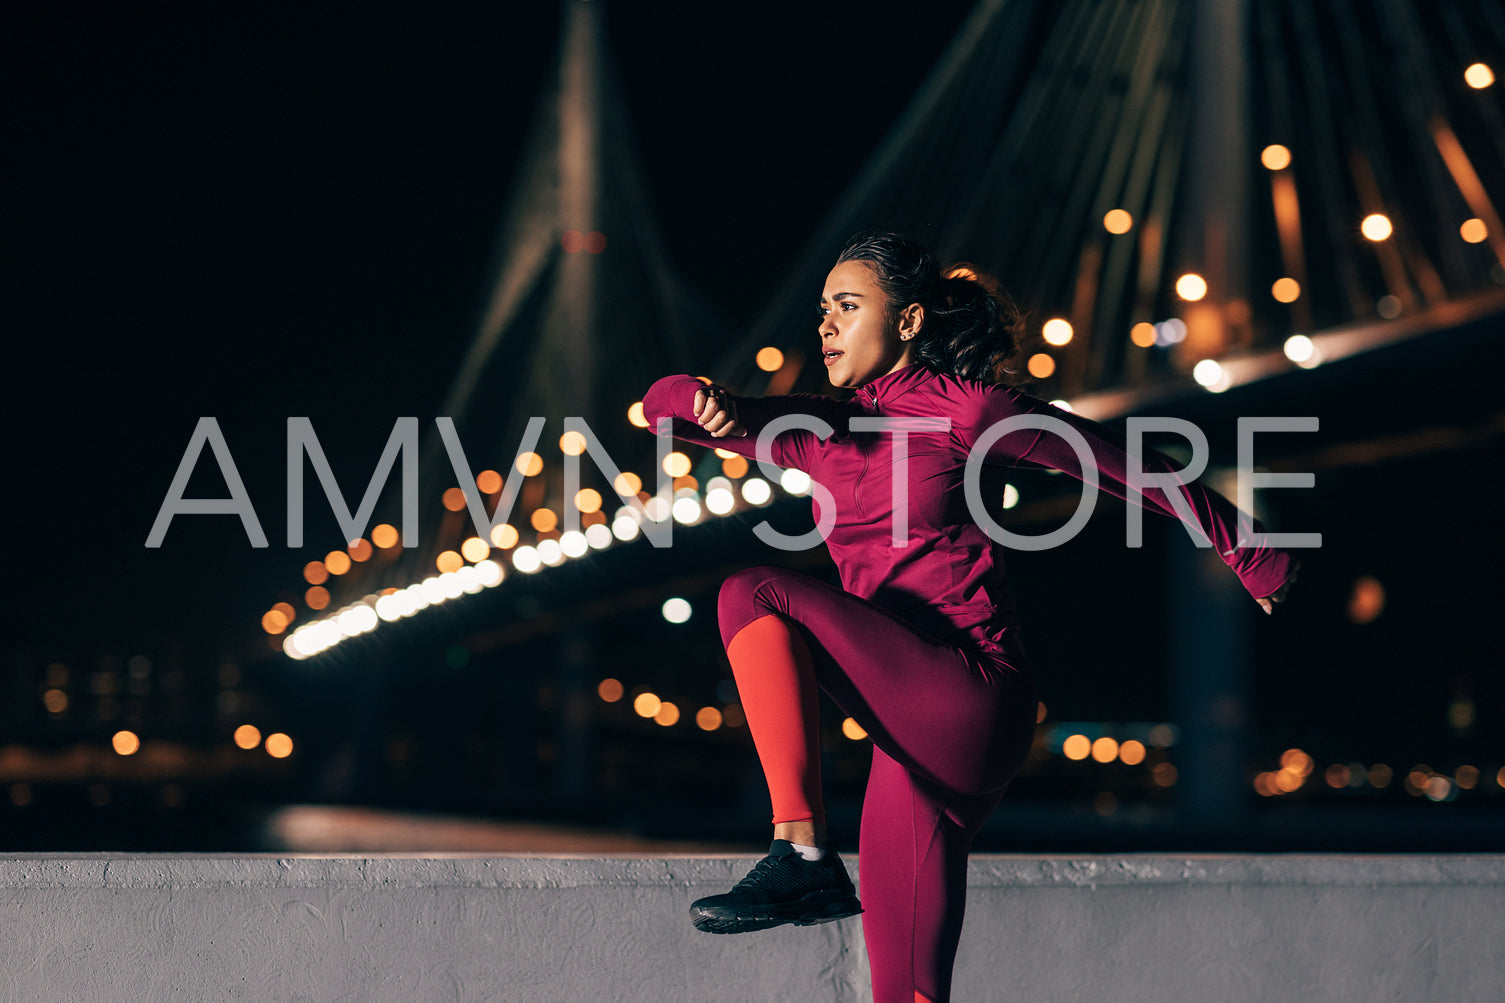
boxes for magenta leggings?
[718,567,1038,1003]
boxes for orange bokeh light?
[476,469,503,494]
[1027,353,1056,379]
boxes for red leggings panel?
[717,566,1038,1002]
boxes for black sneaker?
[689,839,863,934]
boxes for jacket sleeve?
[640,374,847,472]
[955,382,1297,600]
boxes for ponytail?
[835,232,1024,385]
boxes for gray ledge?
[1,854,1501,1001]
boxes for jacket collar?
[855,363,935,409]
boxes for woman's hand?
[1256,558,1300,615]
[693,386,747,439]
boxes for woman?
[641,231,1298,1003]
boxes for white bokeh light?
[780,469,812,495]
[475,559,504,587]
[672,497,702,524]
[705,487,735,515]
[742,478,772,505]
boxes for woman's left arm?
[957,382,1301,607]
[640,374,848,472]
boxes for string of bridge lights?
[271,434,820,661]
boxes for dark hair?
[835,230,1024,384]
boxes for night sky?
[6,2,978,662]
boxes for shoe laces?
[731,852,790,892]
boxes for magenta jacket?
[643,363,1295,652]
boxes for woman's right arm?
[640,374,847,471]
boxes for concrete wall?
[1,854,1501,1002]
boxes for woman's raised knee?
[717,566,802,647]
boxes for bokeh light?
[575,488,603,514]
[1347,576,1385,624]
[1102,209,1133,234]
[1027,353,1056,379]
[1271,277,1301,303]
[1283,334,1315,362]
[1193,359,1224,388]
[1361,213,1392,241]
[1260,144,1291,170]
[112,730,140,756]
[265,733,294,758]
[756,347,785,371]
[234,724,262,749]
[1175,273,1208,301]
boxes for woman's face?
[818,259,916,388]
